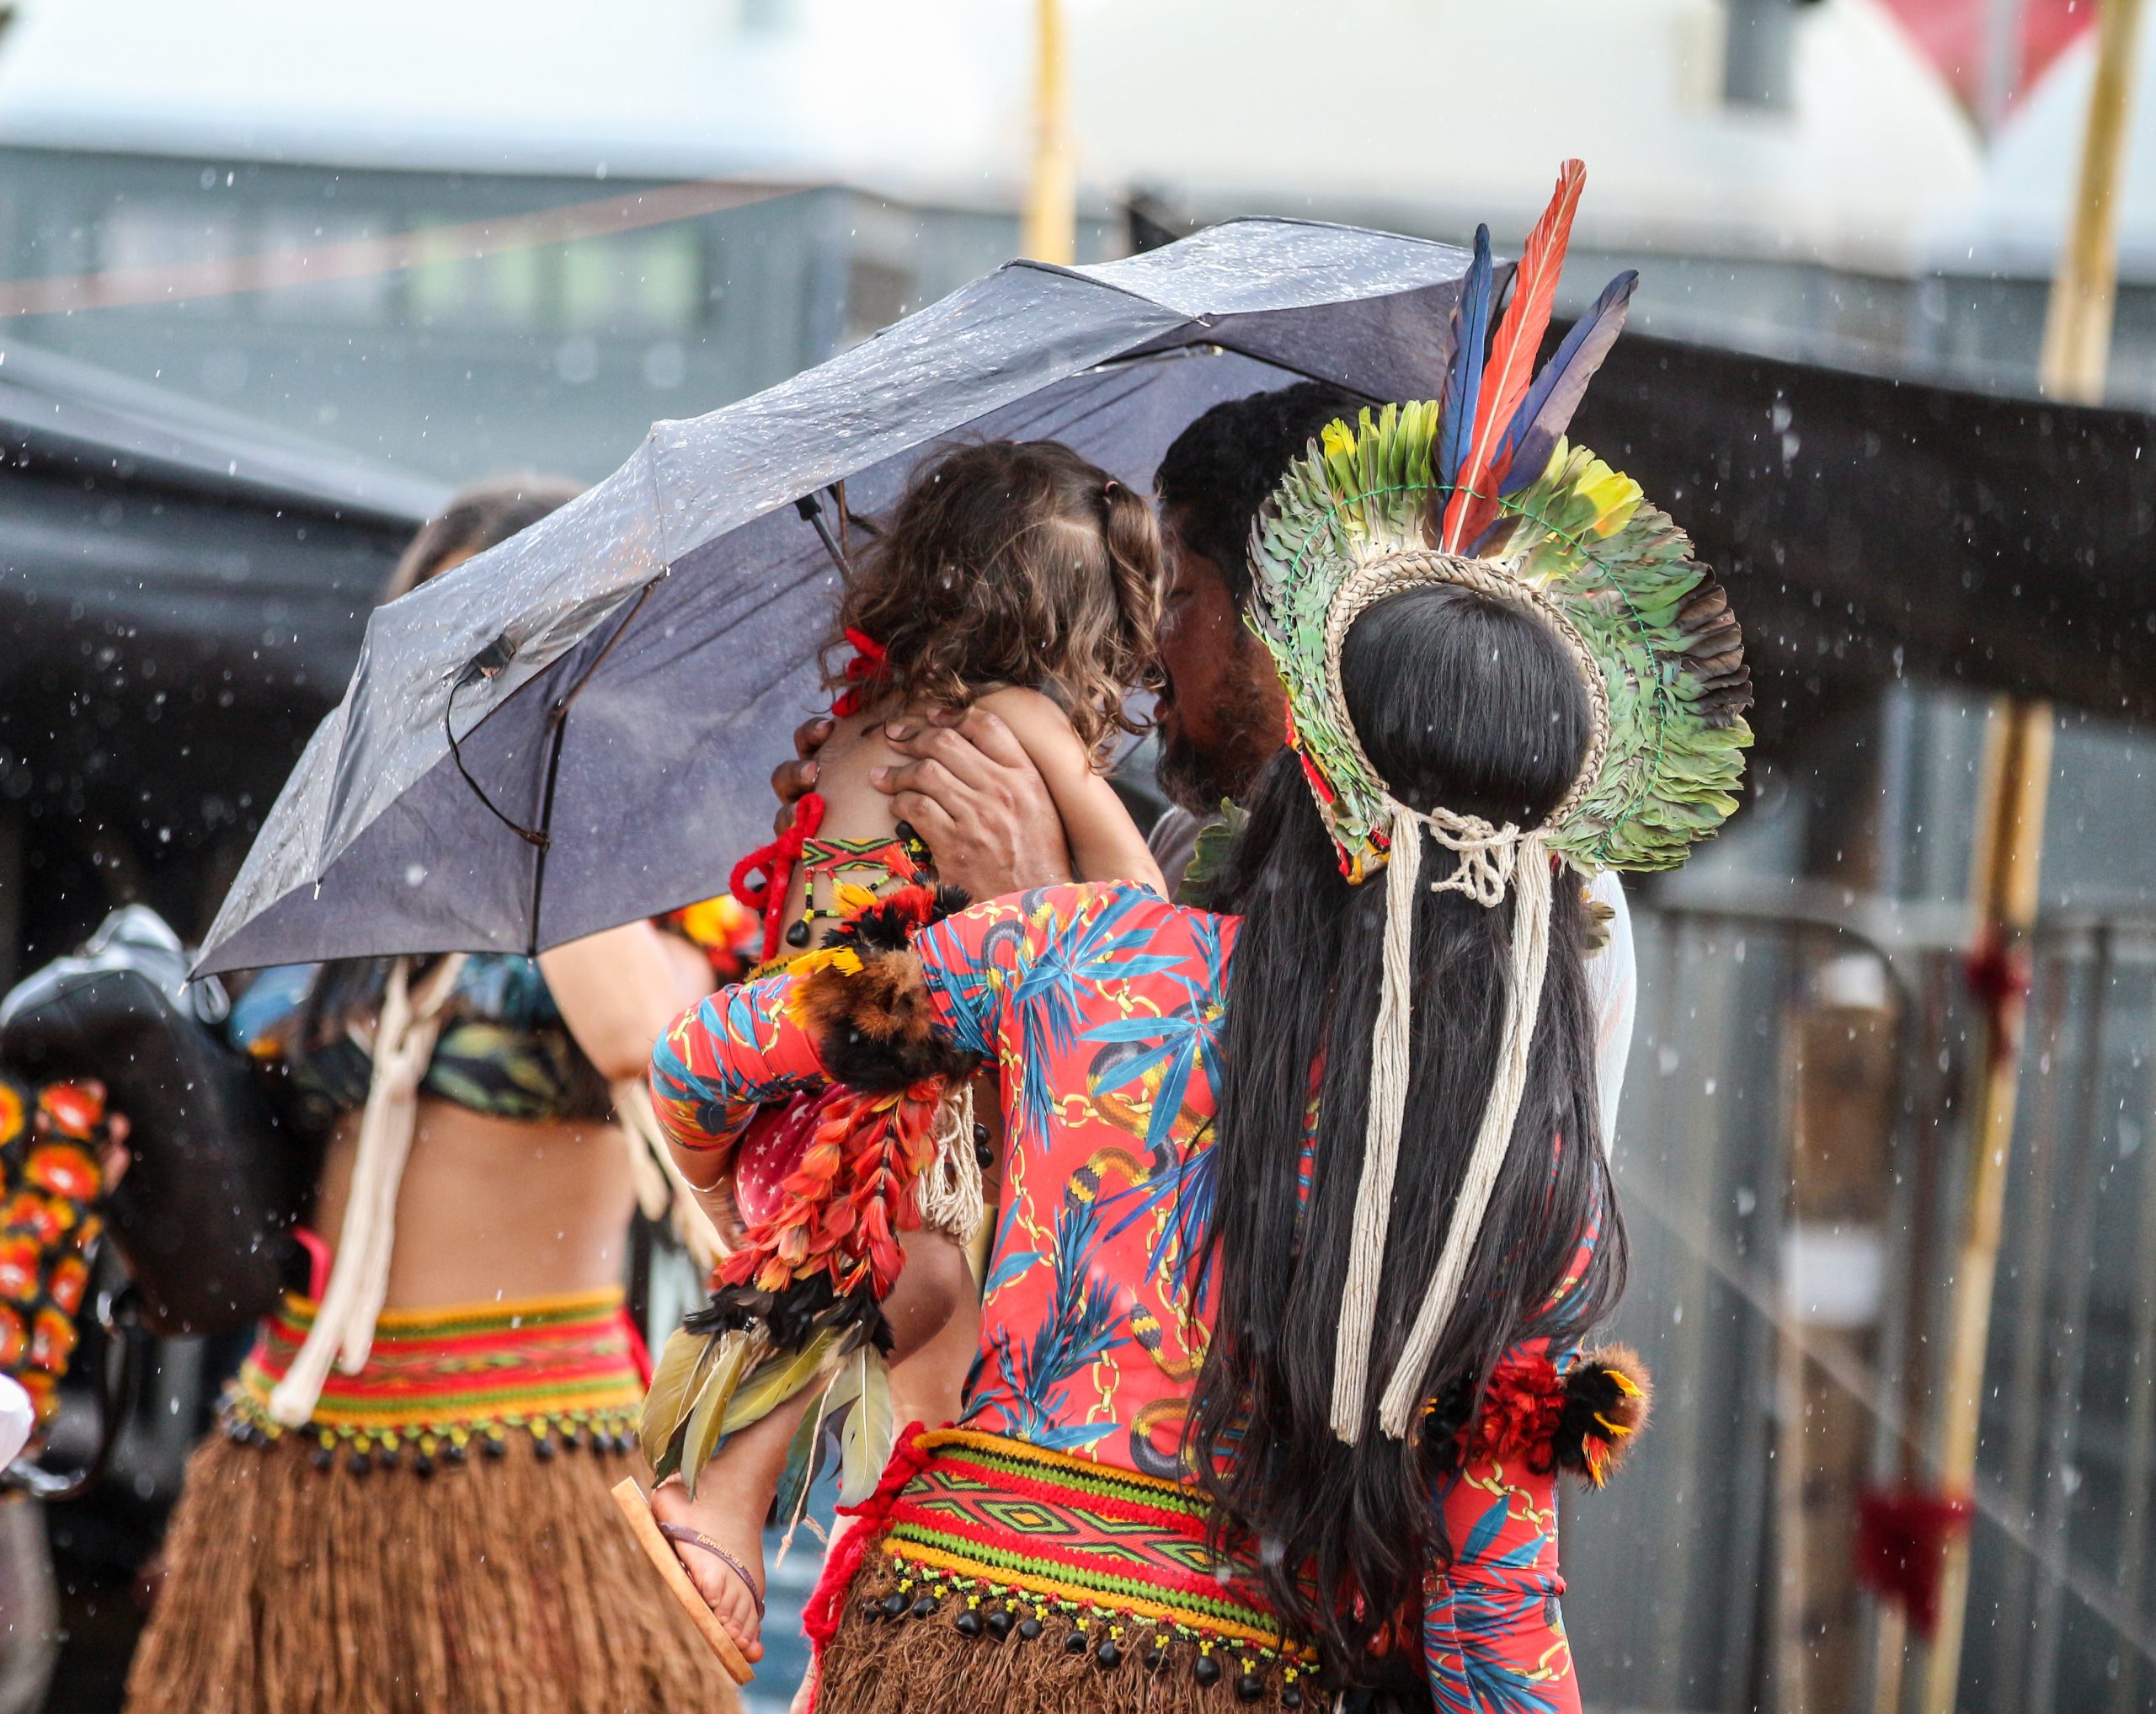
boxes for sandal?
[609,1477,757,1685]
[659,1524,767,1622]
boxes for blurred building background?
[1,2,2153,1711]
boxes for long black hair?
[1187,583,1625,1685]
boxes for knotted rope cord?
[915,1081,985,1243]
[1422,804,1522,905]
[1377,842,1552,1436]
[1318,550,1608,1444]
[270,953,467,1427]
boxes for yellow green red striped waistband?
[221,1287,645,1470]
[871,1428,1315,1678]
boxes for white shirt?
[0,1376,35,1469]
[1147,806,1636,1151]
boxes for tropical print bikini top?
[231,956,613,1129]
[229,897,760,1132]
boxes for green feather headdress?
[1244,162,1752,1444]
[1249,413,1752,882]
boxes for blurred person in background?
[121,480,736,1714]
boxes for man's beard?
[1155,650,1281,818]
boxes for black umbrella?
[198,219,1482,974]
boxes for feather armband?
[1464,1343,1651,1488]
[642,885,976,1503]
[790,884,977,1092]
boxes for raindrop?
[554,336,600,386]
[642,342,687,390]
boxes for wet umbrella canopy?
[197,220,1484,973]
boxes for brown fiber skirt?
[808,1431,1314,1714]
[124,1429,734,1714]
[815,1543,1310,1714]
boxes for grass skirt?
[123,1291,728,1714]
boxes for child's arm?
[975,689,1166,895]
[648,971,828,1219]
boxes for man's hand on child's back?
[871,708,1073,899]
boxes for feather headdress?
[1245,160,1751,1442]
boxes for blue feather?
[1492,270,1638,497]
[1435,226,1494,491]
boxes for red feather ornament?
[1444,158,1585,551]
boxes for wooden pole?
[2038,0,2148,403]
[1915,9,2143,1707]
[1917,701,2052,1714]
[1018,0,1075,265]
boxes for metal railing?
[1565,891,2156,1714]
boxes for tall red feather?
[1442,159,1586,551]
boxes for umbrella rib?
[442,688,551,850]
[1194,334,1390,407]
[525,579,659,953]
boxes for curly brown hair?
[825,440,1162,761]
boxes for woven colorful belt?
[220,1287,645,1474]
[866,1429,1315,1699]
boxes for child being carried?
[628,439,1169,1673]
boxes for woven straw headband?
[1319,548,1611,883]
[1320,550,1612,1443]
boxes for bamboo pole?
[1018,0,1075,265]
[1917,701,2052,1714]
[1915,11,2143,1707]
[2038,0,2148,404]
[1914,16,2147,1714]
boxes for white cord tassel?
[1375,841,1555,1438]
[915,1081,985,1243]
[1328,801,1426,1442]
[269,953,464,1428]
[613,1076,729,1272]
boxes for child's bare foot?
[649,1477,768,1662]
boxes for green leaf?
[720,1328,841,1439]
[1180,801,1249,905]
[774,1379,836,1530]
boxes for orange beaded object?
[37,1082,104,1143]
[0,1075,107,1427]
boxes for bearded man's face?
[1150,508,1287,815]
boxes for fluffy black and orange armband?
[1550,1345,1652,1487]
[792,884,979,1092]
[1467,1343,1652,1487]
